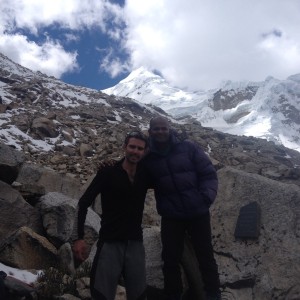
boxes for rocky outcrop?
[0,226,58,270]
[0,272,36,300]
[1,52,300,299]
[16,163,82,200]
[1,143,300,299]
[31,116,59,139]
[37,192,79,247]
[0,180,43,242]
[212,167,300,299]
[0,143,25,184]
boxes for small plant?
[74,261,92,279]
[36,261,91,299]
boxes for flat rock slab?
[234,201,261,239]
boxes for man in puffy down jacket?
[143,116,221,300]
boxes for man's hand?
[73,239,88,262]
[98,159,117,170]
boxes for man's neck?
[122,159,137,183]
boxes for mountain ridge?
[1,52,300,299]
[1,51,300,186]
[103,67,300,152]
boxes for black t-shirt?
[77,159,150,241]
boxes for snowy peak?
[123,66,161,82]
[103,67,211,115]
[103,68,300,152]
[287,73,300,83]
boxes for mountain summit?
[103,68,300,152]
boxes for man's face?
[124,137,146,164]
[149,118,170,144]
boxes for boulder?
[3,275,37,299]
[37,192,78,247]
[79,143,93,157]
[0,180,42,245]
[0,226,57,269]
[212,167,300,299]
[16,163,82,199]
[58,243,76,275]
[143,226,164,290]
[37,191,100,251]
[31,117,59,139]
[0,142,25,184]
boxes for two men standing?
[73,117,221,300]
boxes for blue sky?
[13,25,127,89]
[1,0,300,91]
[60,25,129,90]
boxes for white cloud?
[258,33,300,71]
[1,0,300,90]
[100,47,129,78]
[0,33,78,77]
[123,0,300,90]
[0,0,123,79]
[1,0,116,33]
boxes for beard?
[126,153,141,164]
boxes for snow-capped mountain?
[103,67,300,152]
[1,51,300,186]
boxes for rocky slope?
[1,52,300,299]
[1,142,300,300]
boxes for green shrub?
[36,261,91,299]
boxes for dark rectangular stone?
[234,201,261,239]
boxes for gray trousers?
[91,240,147,300]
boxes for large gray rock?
[37,192,78,247]
[0,142,25,184]
[31,117,59,139]
[181,237,206,300]
[16,163,82,199]
[3,275,37,299]
[79,143,93,157]
[0,180,42,245]
[143,190,161,227]
[38,192,100,249]
[58,243,76,275]
[0,226,57,269]
[212,167,300,299]
[143,226,164,290]
[143,226,206,299]
[71,205,101,251]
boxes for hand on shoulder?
[98,158,117,170]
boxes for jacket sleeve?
[77,169,105,239]
[191,142,218,205]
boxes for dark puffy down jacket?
[143,136,218,219]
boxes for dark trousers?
[161,212,220,297]
[0,278,7,300]
[0,271,7,300]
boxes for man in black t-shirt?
[73,131,150,300]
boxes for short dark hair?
[149,116,170,129]
[124,131,148,147]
